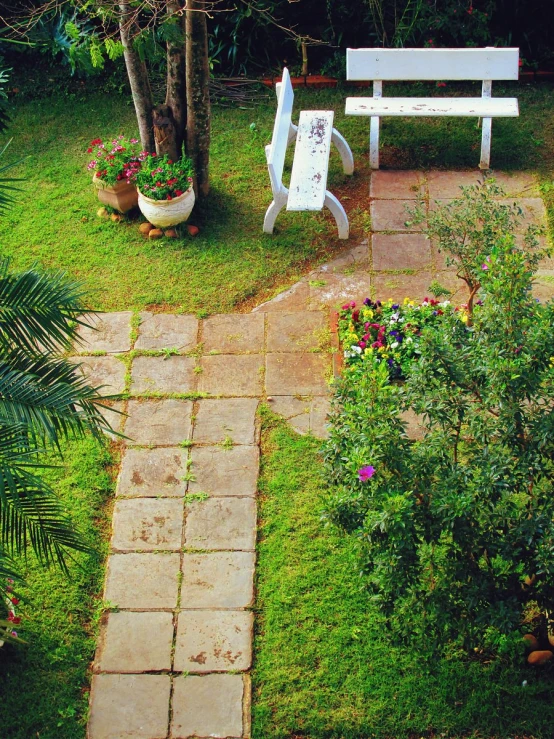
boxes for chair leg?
[480,117,492,170]
[370,116,380,170]
[331,128,354,175]
[324,192,349,240]
[263,198,286,234]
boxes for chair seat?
[345,96,519,117]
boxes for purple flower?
[358,465,375,482]
[392,303,399,310]
[481,263,489,270]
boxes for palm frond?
[0,140,25,214]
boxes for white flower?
[405,337,413,344]
[391,341,399,349]
[351,345,362,354]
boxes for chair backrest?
[346,48,519,82]
[267,67,294,195]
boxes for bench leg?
[479,117,492,170]
[324,191,349,240]
[331,128,354,175]
[370,116,380,170]
[263,196,287,234]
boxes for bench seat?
[287,111,333,212]
[345,96,519,118]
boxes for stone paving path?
[83,170,551,739]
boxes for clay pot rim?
[137,186,193,206]
[92,173,136,192]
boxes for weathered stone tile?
[188,446,259,497]
[400,408,427,441]
[76,311,132,353]
[370,199,421,232]
[532,271,554,302]
[130,355,197,395]
[512,197,548,232]
[372,234,432,271]
[181,552,255,609]
[95,401,126,438]
[266,311,327,353]
[136,312,198,351]
[270,396,331,439]
[265,353,331,396]
[104,553,180,609]
[76,356,126,395]
[88,674,170,739]
[185,498,256,551]
[489,170,539,197]
[435,271,469,304]
[171,674,244,739]
[111,498,184,551]
[252,280,310,312]
[307,273,372,310]
[370,170,424,199]
[426,170,482,199]
[124,399,193,446]
[95,611,174,673]
[198,354,264,396]
[174,610,253,673]
[372,271,434,304]
[311,242,370,274]
[193,398,258,445]
[202,313,265,353]
[117,447,188,497]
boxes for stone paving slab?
[370,199,422,232]
[266,311,327,353]
[104,553,180,609]
[88,674,171,739]
[252,280,310,313]
[426,170,482,199]
[202,313,265,354]
[307,273,372,311]
[174,610,253,672]
[181,552,255,609]
[266,353,331,396]
[76,356,126,396]
[125,399,193,446]
[95,401,126,438]
[198,354,265,396]
[372,233,432,271]
[117,447,188,497]
[370,170,424,199]
[130,355,197,395]
[188,445,259,497]
[111,498,184,551]
[269,396,331,439]
[171,674,245,739]
[372,270,435,303]
[185,498,257,551]
[76,311,132,354]
[514,197,548,232]
[136,312,199,351]
[193,398,259,445]
[95,611,174,673]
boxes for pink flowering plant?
[135,154,194,201]
[86,135,148,186]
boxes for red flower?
[86,147,93,153]
[437,82,447,88]
[90,138,102,145]
[167,195,172,200]
[11,597,19,605]
[175,190,183,196]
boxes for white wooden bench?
[345,47,519,170]
[264,67,353,240]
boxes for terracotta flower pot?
[93,174,138,214]
[137,187,195,228]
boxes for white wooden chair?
[264,67,353,240]
[345,47,519,170]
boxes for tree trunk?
[119,1,155,153]
[153,104,179,161]
[185,0,211,198]
[165,0,187,155]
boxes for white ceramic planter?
[137,187,195,228]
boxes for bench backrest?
[267,67,294,195]
[346,48,519,82]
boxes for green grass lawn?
[253,413,554,739]
[0,437,116,739]
[1,78,552,312]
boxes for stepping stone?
[193,398,258,445]
[174,610,253,672]
[188,445,259,497]
[270,396,331,439]
[370,199,422,232]
[130,355,197,395]
[88,674,170,739]
[171,674,244,739]
[181,552,255,609]
[104,553,180,609]
[372,270,434,304]
[202,313,265,353]
[76,311,132,353]
[266,311,327,353]
[265,353,331,396]
[370,170,424,199]
[427,170,482,199]
[95,401,126,438]
[76,356,126,395]
[185,498,256,551]
[111,498,184,551]
[252,280,310,313]
[307,273,372,310]
[198,354,264,396]
[117,447,188,497]
[513,197,548,232]
[372,234,432,271]
[400,408,427,441]
[489,171,539,197]
[124,399,193,446]
[95,611,174,672]
[135,312,198,351]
